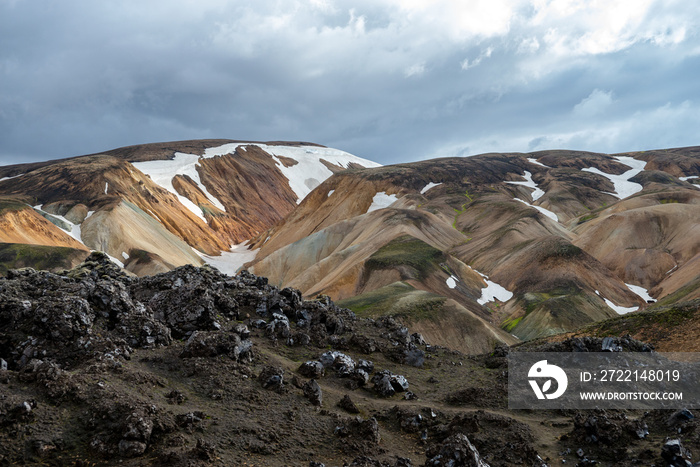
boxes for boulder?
[259,366,285,392]
[338,395,360,414]
[661,438,692,467]
[232,323,250,339]
[266,313,291,338]
[335,417,381,444]
[303,379,323,406]
[425,433,489,466]
[349,369,370,387]
[298,361,325,378]
[372,372,395,398]
[319,351,356,377]
[667,409,695,427]
[180,331,252,361]
[118,439,147,458]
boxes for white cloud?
[309,0,336,13]
[461,47,494,70]
[404,62,426,77]
[517,37,540,54]
[1,0,700,165]
[436,100,700,158]
[573,89,614,117]
[527,0,694,57]
[388,0,519,41]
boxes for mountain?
[0,140,379,275]
[2,142,700,465]
[246,148,700,344]
[1,141,700,344]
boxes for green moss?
[539,242,583,260]
[659,199,680,204]
[452,189,474,230]
[502,316,522,332]
[554,243,582,258]
[579,299,699,337]
[0,199,28,215]
[338,281,446,322]
[577,213,598,224]
[0,243,86,276]
[365,235,444,280]
[519,285,585,319]
[654,277,700,307]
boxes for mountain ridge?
[2,140,700,344]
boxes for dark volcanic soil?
[0,253,698,466]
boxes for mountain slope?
[248,148,700,341]
[0,140,379,274]
[2,142,700,343]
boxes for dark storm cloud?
[1,0,699,166]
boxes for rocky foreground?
[0,253,698,466]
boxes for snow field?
[581,156,646,199]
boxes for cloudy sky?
[1,0,699,165]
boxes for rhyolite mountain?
[1,141,700,347]
[246,147,700,346]
[0,140,379,276]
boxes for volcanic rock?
[303,379,323,406]
[298,361,325,379]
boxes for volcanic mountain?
[245,148,700,347]
[0,140,379,276]
[1,141,700,347]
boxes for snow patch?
[0,174,24,182]
[104,182,109,195]
[506,171,545,201]
[121,251,130,261]
[32,206,97,251]
[596,288,640,314]
[625,283,655,303]
[33,206,85,247]
[367,192,399,213]
[132,152,229,223]
[513,198,558,222]
[473,269,513,305]
[581,156,646,199]
[604,298,638,315]
[420,182,442,194]
[199,143,381,204]
[327,189,335,197]
[197,242,259,276]
[527,158,550,168]
[680,176,699,189]
[446,275,458,289]
[106,254,124,268]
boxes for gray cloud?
[1,0,699,166]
